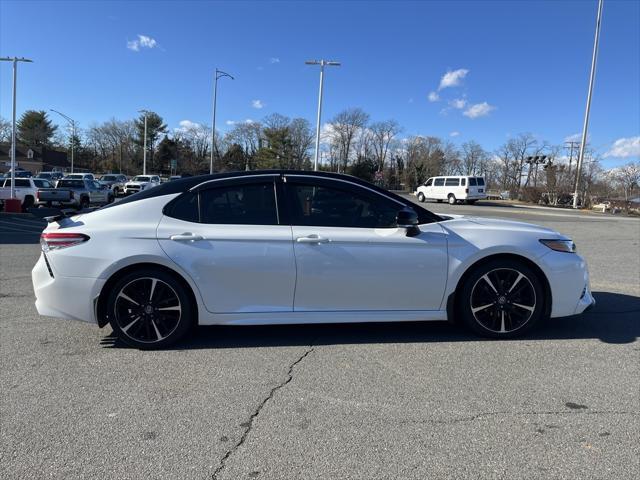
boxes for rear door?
[157,175,296,313]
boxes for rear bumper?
[32,253,103,324]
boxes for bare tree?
[0,117,11,143]
[369,120,401,172]
[461,141,488,176]
[328,108,369,172]
[612,161,640,210]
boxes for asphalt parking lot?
[1,201,638,479]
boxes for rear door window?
[200,182,278,225]
[476,177,485,186]
[468,177,477,186]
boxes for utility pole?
[138,110,149,175]
[210,69,234,174]
[305,60,341,171]
[564,141,579,178]
[574,0,604,209]
[50,110,76,173]
[0,56,33,201]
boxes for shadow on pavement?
[100,291,640,350]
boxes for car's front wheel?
[459,259,545,338]
[107,269,194,349]
[417,192,426,202]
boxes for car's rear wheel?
[107,269,194,349]
[417,192,426,202]
[459,259,545,338]
[448,194,457,205]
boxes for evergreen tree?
[17,110,58,147]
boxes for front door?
[284,176,448,312]
[157,177,296,313]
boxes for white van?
[415,175,487,205]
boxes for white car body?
[124,175,160,195]
[416,175,488,204]
[32,171,594,346]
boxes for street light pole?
[50,109,76,173]
[138,109,149,175]
[210,69,234,174]
[573,0,604,209]
[0,56,33,200]
[306,60,340,171]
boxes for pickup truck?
[0,177,55,210]
[36,179,114,209]
[124,175,161,195]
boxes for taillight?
[40,232,90,252]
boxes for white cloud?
[174,120,201,132]
[251,99,265,109]
[428,91,440,102]
[564,133,581,143]
[463,102,496,119]
[226,119,255,126]
[605,136,640,158]
[269,57,280,64]
[127,34,158,52]
[450,131,460,137]
[449,98,467,109]
[438,68,469,90]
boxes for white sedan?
[32,171,594,349]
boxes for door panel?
[291,224,448,311]
[158,219,296,313]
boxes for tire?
[448,194,457,205]
[417,192,426,203]
[458,259,546,339]
[107,268,194,349]
[22,195,34,212]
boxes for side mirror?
[396,209,420,237]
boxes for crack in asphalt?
[211,346,315,480]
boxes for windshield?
[133,176,151,181]
[101,175,117,181]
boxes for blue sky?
[1,0,639,167]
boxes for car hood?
[437,214,564,238]
[126,181,150,186]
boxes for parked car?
[0,177,54,210]
[64,173,95,181]
[36,178,113,209]
[32,170,594,349]
[36,171,65,183]
[124,175,161,195]
[98,174,128,196]
[6,168,33,178]
[416,175,487,205]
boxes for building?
[0,142,70,174]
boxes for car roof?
[108,170,407,209]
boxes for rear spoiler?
[29,207,98,223]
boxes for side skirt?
[198,310,448,326]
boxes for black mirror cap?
[396,209,420,237]
[396,208,419,227]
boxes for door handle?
[170,232,204,242]
[296,234,330,244]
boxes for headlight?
[539,239,576,253]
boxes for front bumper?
[32,253,104,324]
